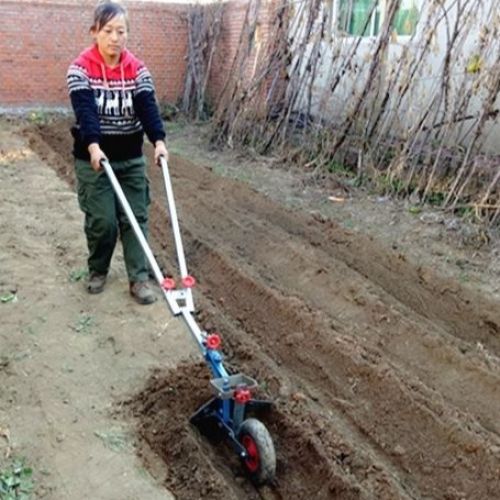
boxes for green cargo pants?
[75,156,150,283]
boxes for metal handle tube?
[181,309,207,353]
[101,159,165,286]
[103,159,207,354]
[160,156,189,278]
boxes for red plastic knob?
[162,278,176,290]
[205,333,221,350]
[182,275,196,288]
[234,388,251,404]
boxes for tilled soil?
[26,119,500,499]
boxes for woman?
[67,1,168,304]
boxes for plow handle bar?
[100,158,215,360]
[100,156,190,284]
[158,155,189,279]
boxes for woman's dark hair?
[92,1,129,32]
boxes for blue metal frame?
[205,348,232,425]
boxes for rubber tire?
[238,418,276,485]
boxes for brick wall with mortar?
[0,0,277,109]
[0,0,189,106]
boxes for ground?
[0,115,499,499]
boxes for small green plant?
[0,294,17,304]
[456,205,474,218]
[69,268,88,283]
[458,272,470,283]
[377,174,406,194]
[426,191,445,206]
[28,110,48,126]
[0,458,34,499]
[72,314,95,335]
[326,160,354,177]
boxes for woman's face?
[92,14,128,62]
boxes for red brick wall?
[0,0,188,106]
[0,0,278,109]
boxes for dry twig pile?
[188,0,500,224]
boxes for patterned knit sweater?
[67,45,165,161]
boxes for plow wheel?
[239,418,276,485]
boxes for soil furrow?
[164,156,500,356]
[26,120,500,499]
[148,159,500,440]
[176,235,500,499]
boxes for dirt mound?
[24,118,500,499]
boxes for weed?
[259,380,269,392]
[458,272,470,283]
[28,110,48,126]
[72,314,95,335]
[0,458,34,499]
[69,268,88,283]
[456,206,474,218]
[326,160,354,177]
[426,191,445,206]
[376,174,406,195]
[344,175,364,188]
[0,294,17,304]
